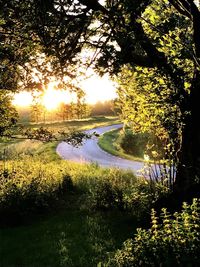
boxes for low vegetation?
[105,199,200,267]
[0,157,166,224]
[0,117,199,267]
[0,156,158,266]
[1,209,135,267]
[1,155,198,266]
[99,127,164,163]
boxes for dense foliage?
[118,128,165,159]
[115,0,195,190]
[0,158,72,224]
[0,91,18,136]
[0,156,169,225]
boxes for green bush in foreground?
[0,158,75,224]
[88,177,168,219]
[105,198,200,267]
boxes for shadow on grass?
[1,210,137,267]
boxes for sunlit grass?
[21,116,120,131]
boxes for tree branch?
[169,0,200,63]
[78,0,108,13]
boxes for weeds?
[0,156,167,225]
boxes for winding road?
[56,124,146,175]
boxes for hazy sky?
[13,73,117,109]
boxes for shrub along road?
[56,124,146,175]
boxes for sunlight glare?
[13,74,117,109]
[80,74,117,104]
[42,82,72,110]
[12,91,33,107]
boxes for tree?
[91,100,116,116]
[57,103,70,121]
[30,102,46,123]
[0,91,18,137]
[0,0,200,198]
[75,89,87,119]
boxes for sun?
[12,83,73,110]
[42,82,74,110]
[13,74,117,109]
[42,82,60,110]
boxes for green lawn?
[1,208,137,267]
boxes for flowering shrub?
[105,199,200,267]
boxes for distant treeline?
[16,100,118,123]
[90,100,118,116]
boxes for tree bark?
[175,69,200,200]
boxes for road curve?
[56,124,146,175]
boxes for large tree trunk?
[175,69,200,200]
[167,0,200,201]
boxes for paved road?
[56,124,146,175]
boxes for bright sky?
[81,74,116,104]
[13,74,117,110]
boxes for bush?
[90,180,124,211]
[119,128,164,160]
[65,161,168,216]
[0,156,169,225]
[120,129,149,158]
[0,158,74,224]
[84,168,168,218]
[105,198,200,267]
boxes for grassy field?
[98,128,145,162]
[21,116,120,131]
[1,209,137,267]
[0,158,144,267]
[0,116,120,161]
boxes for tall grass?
[0,156,169,227]
[0,156,141,267]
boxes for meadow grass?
[0,158,141,267]
[0,209,137,267]
[21,116,120,132]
